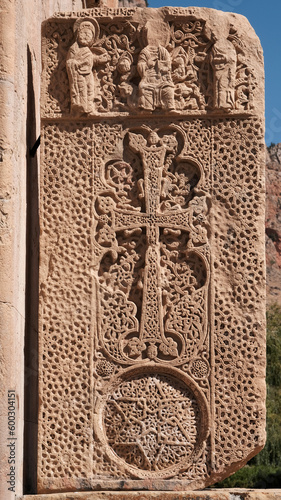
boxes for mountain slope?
[266,144,281,305]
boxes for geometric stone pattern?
[39,6,266,493]
[103,373,206,474]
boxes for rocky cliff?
[266,143,281,305]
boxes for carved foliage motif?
[42,13,256,117]
[89,121,212,479]
[93,125,211,369]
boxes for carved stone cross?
[126,131,204,360]
[94,127,210,366]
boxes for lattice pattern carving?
[92,124,211,369]
[212,117,266,472]
[39,123,93,483]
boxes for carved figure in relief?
[168,20,211,111]
[229,28,256,111]
[137,21,175,111]
[66,19,108,114]
[116,52,137,109]
[45,15,257,116]
[172,46,205,110]
[210,22,237,110]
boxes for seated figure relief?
[172,46,206,110]
[137,21,175,112]
[61,15,253,115]
[116,52,138,109]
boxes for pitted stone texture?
[21,490,281,500]
[39,6,266,494]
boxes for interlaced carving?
[212,117,266,471]
[39,122,93,481]
[94,126,210,366]
[169,19,211,111]
[38,116,265,490]
[104,374,201,472]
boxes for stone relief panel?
[38,123,94,485]
[39,6,265,494]
[38,117,265,492]
[93,125,211,371]
[41,7,262,118]
[66,18,109,114]
[100,370,209,477]
[90,122,212,483]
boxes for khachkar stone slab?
[39,5,266,494]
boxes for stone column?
[0,1,84,498]
[0,1,24,498]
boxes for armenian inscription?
[39,6,266,493]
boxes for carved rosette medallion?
[39,6,265,494]
[96,366,209,478]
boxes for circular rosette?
[125,338,146,357]
[95,365,209,479]
[159,337,178,357]
[189,357,210,380]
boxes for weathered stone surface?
[39,6,266,494]
[21,489,281,500]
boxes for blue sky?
[147,0,281,146]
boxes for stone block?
[38,6,266,493]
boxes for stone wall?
[0,2,84,498]
[20,490,281,500]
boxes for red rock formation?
[266,144,281,305]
